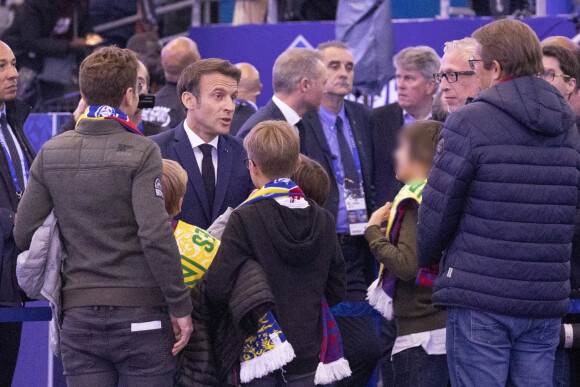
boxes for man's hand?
[367,202,393,228]
[170,314,193,356]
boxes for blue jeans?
[553,348,571,387]
[392,346,449,387]
[446,307,560,387]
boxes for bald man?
[143,37,201,128]
[230,62,262,135]
[0,40,35,385]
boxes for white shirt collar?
[1,104,6,116]
[183,120,219,149]
[272,95,301,126]
[402,109,432,123]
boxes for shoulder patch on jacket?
[155,178,164,198]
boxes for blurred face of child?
[394,137,428,184]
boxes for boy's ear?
[177,197,184,214]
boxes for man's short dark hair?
[177,58,241,100]
[472,19,543,79]
[543,45,579,84]
[79,46,139,107]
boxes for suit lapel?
[304,112,337,185]
[173,123,211,221]
[212,135,233,220]
[266,99,286,121]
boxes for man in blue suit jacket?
[151,59,253,229]
[301,41,380,386]
[237,47,327,143]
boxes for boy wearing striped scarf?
[365,120,447,387]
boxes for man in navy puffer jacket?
[417,19,580,386]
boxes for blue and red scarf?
[238,179,351,385]
[75,105,143,136]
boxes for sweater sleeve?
[132,143,192,317]
[417,113,476,267]
[14,149,53,250]
[365,203,419,281]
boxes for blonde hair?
[243,120,300,180]
[162,159,188,218]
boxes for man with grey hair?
[372,46,441,206]
[434,38,480,113]
[230,62,262,136]
[143,37,201,128]
[301,40,379,386]
[237,47,327,140]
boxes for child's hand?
[367,202,392,228]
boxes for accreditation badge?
[344,185,368,236]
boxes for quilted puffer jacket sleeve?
[417,112,476,267]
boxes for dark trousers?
[335,316,380,386]
[379,317,397,387]
[243,370,316,387]
[334,235,380,386]
[0,320,22,387]
[60,306,176,387]
[392,346,448,387]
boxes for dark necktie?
[335,116,359,188]
[199,144,216,215]
[295,119,306,152]
[0,114,25,192]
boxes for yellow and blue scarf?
[76,105,144,136]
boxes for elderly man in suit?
[300,40,380,386]
[0,40,35,385]
[372,46,440,206]
[237,47,326,143]
[230,62,262,136]
[152,59,254,229]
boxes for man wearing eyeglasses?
[435,38,480,114]
[541,45,578,102]
[418,19,580,387]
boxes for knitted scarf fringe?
[239,340,296,383]
[366,277,394,320]
[314,358,352,385]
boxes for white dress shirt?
[184,120,219,184]
[391,328,447,358]
[0,104,27,188]
[272,95,301,127]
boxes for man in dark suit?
[237,47,326,140]
[151,59,254,229]
[230,62,262,136]
[371,46,440,386]
[301,41,379,386]
[0,40,35,386]
[373,46,440,206]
